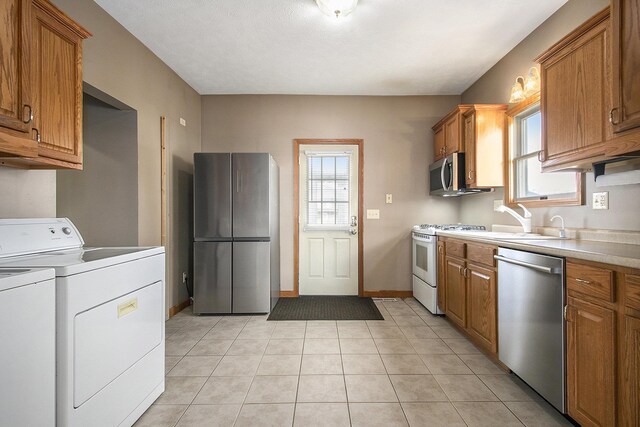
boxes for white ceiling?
[94,0,568,95]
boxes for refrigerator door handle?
[236,169,241,193]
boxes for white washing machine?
[0,218,166,427]
[0,267,56,426]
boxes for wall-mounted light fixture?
[315,0,359,18]
[508,66,540,103]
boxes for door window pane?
[307,155,351,225]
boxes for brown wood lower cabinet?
[445,255,466,328]
[441,237,498,355]
[623,314,640,426]
[566,260,640,427]
[466,262,497,354]
[566,296,617,427]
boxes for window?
[307,154,350,226]
[505,94,581,207]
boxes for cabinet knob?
[609,108,619,125]
[22,105,33,124]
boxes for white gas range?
[411,224,485,314]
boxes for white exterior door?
[299,145,359,295]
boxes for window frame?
[304,151,353,230]
[504,93,582,208]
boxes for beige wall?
[201,95,461,292]
[460,0,640,232]
[0,169,56,218]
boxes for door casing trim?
[293,139,364,297]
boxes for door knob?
[349,228,357,235]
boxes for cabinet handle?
[609,108,619,125]
[468,170,473,180]
[463,267,469,278]
[537,151,543,162]
[575,278,591,285]
[563,305,567,321]
[32,127,41,143]
[458,265,462,275]
[22,104,33,124]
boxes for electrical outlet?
[592,192,609,210]
[385,194,393,204]
[367,209,380,219]
[182,272,188,284]
[179,118,187,127]
[494,200,504,211]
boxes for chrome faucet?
[496,203,532,233]
[550,215,566,238]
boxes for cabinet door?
[437,241,446,312]
[445,256,466,328]
[566,297,616,427]
[540,13,611,168]
[463,113,476,187]
[434,126,445,161]
[466,263,497,353]
[0,0,31,134]
[611,0,640,133]
[32,0,87,165]
[622,315,640,426]
[444,114,460,155]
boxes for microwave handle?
[441,158,450,191]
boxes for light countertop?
[437,230,640,270]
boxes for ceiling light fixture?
[315,0,359,18]
[508,67,540,103]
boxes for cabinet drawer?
[466,243,496,267]
[625,274,640,311]
[445,240,466,258]
[567,262,614,302]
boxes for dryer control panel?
[0,218,84,258]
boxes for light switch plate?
[385,194,392,204]
[592,191,609,210]
[179,118,187,126]
[367,209,380,219]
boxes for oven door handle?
[441,158,450,191]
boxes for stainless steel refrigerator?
[193,153,280,314]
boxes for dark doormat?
[267,296,384,321]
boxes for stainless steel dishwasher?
[495,247,565,413]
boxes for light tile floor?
[135,298,571,427]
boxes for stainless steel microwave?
[429,153,490,196]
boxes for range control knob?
[62,227,72,235]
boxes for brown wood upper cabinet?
[536,8,612,172]
[610,0,640,135]
[0,0,90,169]
[432,105,471,161]
[463,105,507,188]
[0,0,38,157]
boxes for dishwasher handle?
[494,254,561,275]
